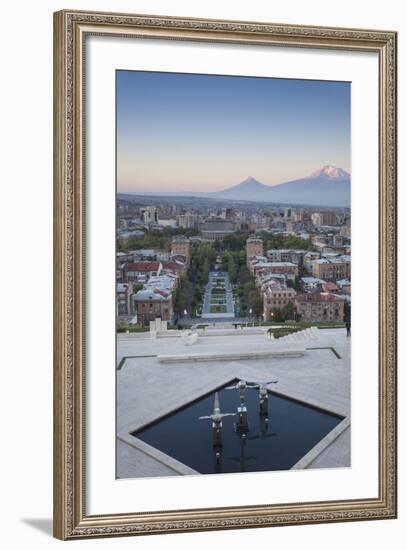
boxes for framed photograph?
[53,10,397,540]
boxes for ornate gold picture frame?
[53,9,397,540]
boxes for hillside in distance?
[214,166,350,207]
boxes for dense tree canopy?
[127,228,315,322]
[119,227,199,252]
[173,275,192,316]
[173,242,218,317]
[258,232,316,252]
[221,232,250,252]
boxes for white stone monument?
[149,318,168,338]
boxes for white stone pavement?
[116,327,350,479]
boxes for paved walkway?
[202,271,235,319]
[117,328,350,478]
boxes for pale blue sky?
[117,70,350,192]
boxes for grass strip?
[306,346,342,359]
[117,354,157,370]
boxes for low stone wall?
[197,327,267,337]
[157,349,306,363]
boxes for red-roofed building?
[322,282,339,293]
[162,261,186,274]
[170,253,188,264]
[153,288,170,298]
[124,261,162,283]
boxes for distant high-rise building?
[200,219,236,241]
[220,208,234,220]
[177,212,197,229]
[311,211,336,226]
[292,209,305,222]
[143,206,159,226]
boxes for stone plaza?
[117,322,350,478]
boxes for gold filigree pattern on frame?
[53,9,397,540]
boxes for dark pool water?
[132,380,343,474]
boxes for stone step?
[276,326,321,343]
[158,348,306,363]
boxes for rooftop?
[304,251,321,257]
[117,283,130,292]
[264,283,293,293]
[126,262,161,272]
[163,261,186,272]
[144,275,176,293]
[269,262,298,267]
[314,255,351,265]
[267,249,308,254]
[323,282,340,292]
[301,277,326,284]
[296,292,345,303]
[133,289,171,302]
[337,279,351,287]
[172,235,190,242]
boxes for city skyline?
[117,70,351,193]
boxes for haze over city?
[116,68,352,481]
[117,71,350,193]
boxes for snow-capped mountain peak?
[310,165,350,180]
[215,166,350,206]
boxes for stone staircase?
[274,326,320,343]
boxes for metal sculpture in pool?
[198,391,235,447]
[246,380,278,416]
[132,379,344,474]
[226,379,278,432]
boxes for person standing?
[346,319,351,337]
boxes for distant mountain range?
[213,166,350,207]
[120,166,350,207]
